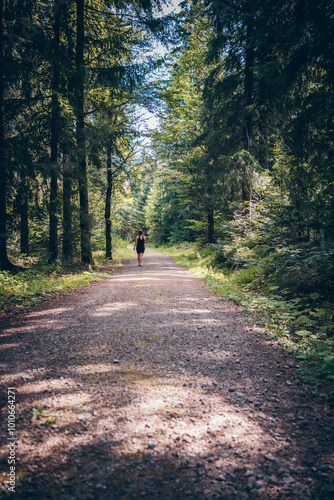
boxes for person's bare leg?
[137,253,140,266]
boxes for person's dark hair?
[138,229,143,235]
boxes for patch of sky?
[136,0,182,134]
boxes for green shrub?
[210,244,255,270]
[210,245,237,268]
[0,238,133,314]
[232,266,262,285]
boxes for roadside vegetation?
[0,240,133,315]
[152,242,334,398]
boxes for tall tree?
[153,1,230,243]
[62,145,73,260]
[0,0,15,269]
[49,0,61,262]
[105,145,113,259]
[75,0,92,265]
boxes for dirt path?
[0,251,333,499]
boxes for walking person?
[133,230,146,266]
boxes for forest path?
[0,251,333,499]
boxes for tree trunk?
[0,0,14,270]
[242,180,251,216]
[244,24,254,150]
[49,1,61,262]
[207,206,214,243]
[20,184,29,255]
[320,228,326,251]
[258,77,269,169]
[49,170,58,260]
[242,21,254,218]
[62,145,73,260]
[105,146,112,260]
[75,0,92,265]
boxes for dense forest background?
[0,0,174,267]
[1,0,333,268]
[1,0,334,379]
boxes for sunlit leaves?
[0,265,109,314]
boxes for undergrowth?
[0,240,133,315]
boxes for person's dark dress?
[136,235,145,254]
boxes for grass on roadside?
[0,240,134,315]
[93,243,135,267]
[149,242,196,257]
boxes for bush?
[232,266,263,286]
[186,251,199,261]
[262,246,334,299]
[210,244,255,270]
[0,264,109,314]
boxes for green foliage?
[0,265,107,314]
[150,242,196,257]
[93,238,134,263]
[210,244,256,270]
[232,266,262,286]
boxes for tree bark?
[62,145,73,260]
[258,77,269,169]
[49,0,61,262]
[242,21,254,217]
[49,172,58,260]
[244,23,254,150]
[241,180,251,216]
[207,206,214,243]
[0,0,14,270]
[105,146,113,260]
[20,183,29,255]
[75,0,92,265]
